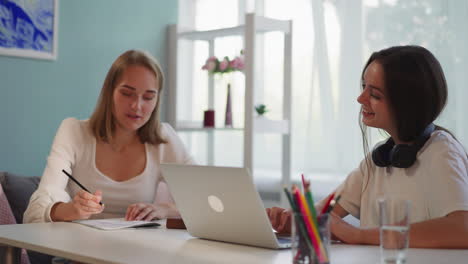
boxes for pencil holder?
[291,213,330,264]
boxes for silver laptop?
[160,164,291,249]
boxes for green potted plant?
[255,104,269,117]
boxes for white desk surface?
[0,221,466,264]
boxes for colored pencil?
[320,193,335,215]
[302,174,319,227]
[293,188,328,263]
[283,187,313,251]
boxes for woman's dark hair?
[358,46,449,190]
[360,45,448,142]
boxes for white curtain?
[361,0,468,146]
[180,0,468,185]
[261,0,468,182]
[261,0,363,181]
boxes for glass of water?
[378,198,411,264]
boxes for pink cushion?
[0,184,16,225]
[0,184,30,264]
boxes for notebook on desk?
[160,164,291,249]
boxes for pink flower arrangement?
[202,52,244,74]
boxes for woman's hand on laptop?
[266,207,292,234]
[125,202,180,221]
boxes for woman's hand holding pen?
[125,202,179,221]
[70,189,104,219]
[50,189,104,221]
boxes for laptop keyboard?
[276,234,292,246]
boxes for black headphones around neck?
[372,123,435,168]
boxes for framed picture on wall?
[0,0,58,60]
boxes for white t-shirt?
[337,130,468,227]
[24,118,195,223]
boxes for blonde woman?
[24,50,194,223]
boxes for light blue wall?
[0,0,177,176]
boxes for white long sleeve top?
[337,130,468,227]
[24,118,194,223]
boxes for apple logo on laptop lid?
[208,195,224,213]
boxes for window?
[177,0,468,197]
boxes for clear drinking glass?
[379,198,411,264]
[291,213,331,264]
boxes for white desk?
[0,221,466,264]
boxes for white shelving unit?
[167,13,293,205]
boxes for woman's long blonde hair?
[89,50,167,145]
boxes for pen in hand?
[62,169,103,206]
[325,195,341,214]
